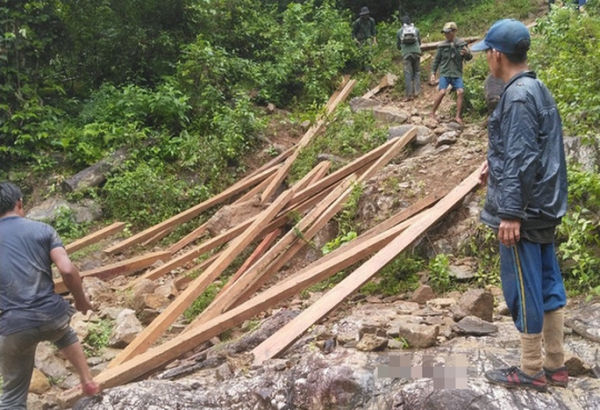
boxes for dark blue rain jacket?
[481,71,568,231]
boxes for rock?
[454,289,494,322]
[70,312,92,340]
[29,368,50,394]
[35,342,69,380]
[82,277,110,302]
[70,199,103,223]
[388,124,415,140]
[452,316,498,336]
[410,116,423,125]
[397,323,439,348]
[132,278,159,296]
[356,334,388,352]
[349,97,380,113]
[143,293,170,310]
[395,301,420,315]
[206,199,267,236]
[446,121,463,131]
[423,117,438,128]
[387,338,406,350]
[565,353,590,377]
[266,103,276,114]
[26,197,72,222]
[448,264,477,280]
[300,119,311,130]
[98,306,124,320]
[497,302,510,316]
[411,285,435,304]
[427,298,456,310]
[373,106,409,123]
[564,136,600,172]
[108,309,143,348]
[436,131,459,147]
[215,362,234,381]
[138,308,160,325]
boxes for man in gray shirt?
[0,182,99,409]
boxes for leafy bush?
[360,254,422,296]
[102,162,210,229]
[531,4,600,135]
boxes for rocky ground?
[22,70,600,409]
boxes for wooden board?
[103,166,278,255]
[421,36,479,51]
[251,167,482,364]
[186,175,356,329]
[167,222,209,255]
[108,189,294,368]
[54,251,171,294]
[67,208,424,404]
[260,79,357,203]
[65,222,125,254]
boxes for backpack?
[401,23,417,44]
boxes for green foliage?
[360,255,422,296]
[462,225,501,287]
[531,4,600,135]
[322,231,357,254]
[184,283,222,322]
[102,162,210,229]
[51,206,87,242]
[84,319,113,355]
[556,164,600,292]
[428,253,454,294]
[290,109,388,181]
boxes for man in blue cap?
[472,19,569,392]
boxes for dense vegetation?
[2,0,600,297]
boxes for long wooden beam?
[186,175,357,330]
[65,222,125,254]
[54,251,171,294]
[66,210,424,405]
[103,166,279,255]
[108,189,294,368]
[251,167,482,364]
[260,79,357,203]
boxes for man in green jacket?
[352,7,377,46]
[429,22,472,124]
[397,15,421,100]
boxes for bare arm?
[50,247,93,313]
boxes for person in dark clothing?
[0,182,100,409]
[396,16,422,100]
[352,6,377,46]
[472,19,569,392]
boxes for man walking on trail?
[397,15,421,101]
[352,6,377,47]
[0,182,100,409]
[473,19,569,392]
[429,22,472,124]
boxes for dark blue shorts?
[499,239,567,334]
[438,77,464,91]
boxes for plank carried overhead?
[251,166,482,364]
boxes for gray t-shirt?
[0,216,70,335]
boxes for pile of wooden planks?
[62,75,482,405]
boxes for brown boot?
[543,308,568,387]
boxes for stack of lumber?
[62,76,481,405]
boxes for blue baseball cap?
[471,19,531,54]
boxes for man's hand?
[75,295,94,314]
[498,219,521,247]
[479,161,489,185]
[429,74,436,85]
[372,38,378,46]
[460,47,469,56]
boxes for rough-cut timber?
[251,167,482,364]
[65,222,125,254]
[65,211,423,405]
[108,190,294,368]
[104,166,279,255]
[186,175,357,330]
[54,251,171,294]
[260,79,357,203]
[421,36,479,51]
